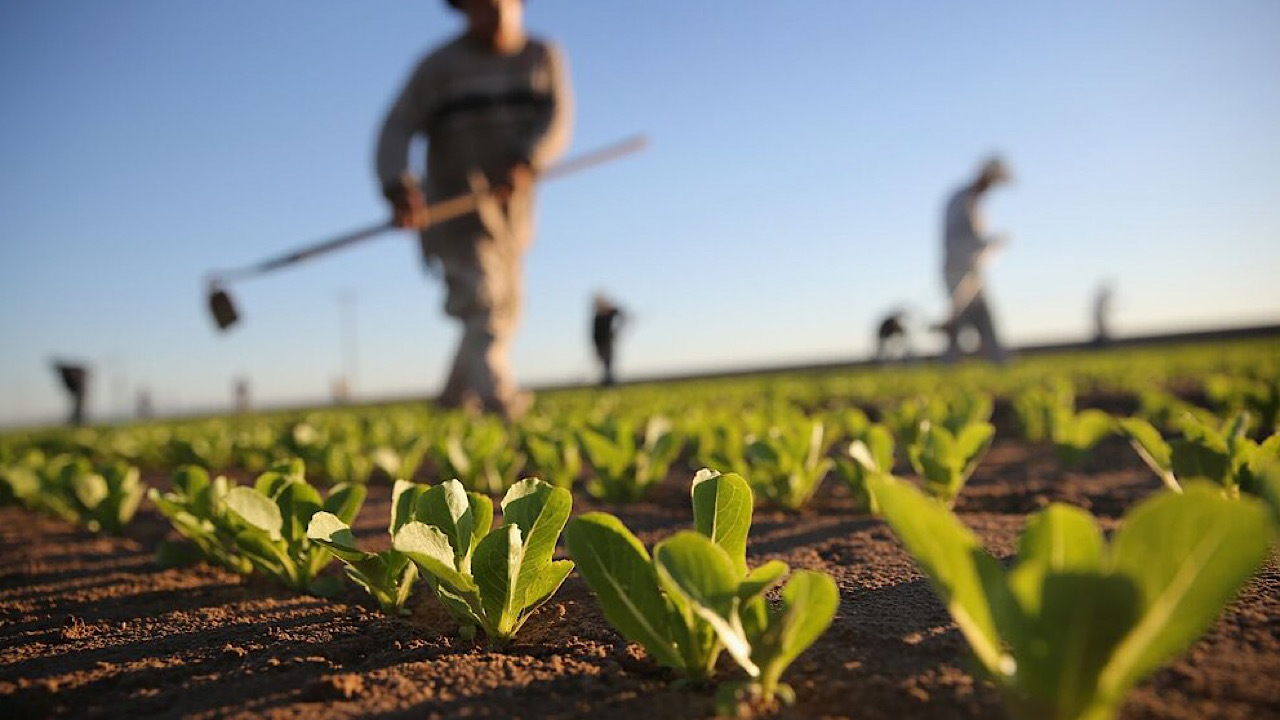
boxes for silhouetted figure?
[376,0,573,420]
[1093,282,1114,346]
[592,294,627,386]
[136,389,153,419]
[234,378,251,412]
[938,156,1012,364]
[53,362,89,426]
[875,310,912,362]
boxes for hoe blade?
[209,287,240,331]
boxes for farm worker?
[939,156,1012,364]
[52,361,89,426]
[590,293,627,387]
[1093,281,1115,347]
[375,0,573,419]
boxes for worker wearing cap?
[376,0,573,419]
[939,156,1011,363]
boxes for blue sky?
[1,1,1278,426]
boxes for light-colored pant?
[943,267,1006,362]
[433,237,524,414]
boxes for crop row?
[1,342,1277,719]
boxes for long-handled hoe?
[206,135,648,332]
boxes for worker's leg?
[966,292,1008,363]
[436,258,485,409]
[444,240,527,418]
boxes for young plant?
[223,459,367,596]
[431,419,527,494]
[148,465,252,573]
[832,424,895,513]
[868,474,1274,720]
[565,470,838,705]
[522,430,582,490]
[906,420,994,506]
[1118,414,1280,498]
[7,454,144,534]
[393,477,573,645]
[742,419,834,510]
[68,460,145,535]
[306,479,428,615]
[578,416,682,502]
[370,435,431,484]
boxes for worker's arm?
[375,56,437,228]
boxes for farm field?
[2,339,1279,720]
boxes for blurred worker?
[938,156,1012,364]
[875,309,912,363]
[52,361,89,426]
[376,0,573,420]
[1093,281,1114,347]
[136,389,154,420]
[234,378,252,413]
[591,294,627,386]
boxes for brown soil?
[2,435,1279,719]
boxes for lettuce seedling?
[522,430,582,490]
[393,477,573,645]
[149,465,253,573]
[431,419,528,494]
[579,416,682,502]
[868,474,1274,720]
[743,420,834,510]
[1119,414,1280,499]
[832,424,894,513]
[68,460,145,535]
[223,459,367,596]
[566,469,838,705]
[306,479,429,614]
[906,420,994,506]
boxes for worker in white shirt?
[938,156,1012,364]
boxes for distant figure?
[52,361,89,426]
[875,310,912,362]
[1093,281,1114,346]
[591,294,627,386]
[234,378,252,412]
[375,0,573,420]
[332,377,351,404]
[136,389,153,419]
[938,156,1012,364]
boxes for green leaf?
[564,513,681,669]
[752,570,840,699]
[956,421,996,476]
[652,531,754,675]
[691,469,753,578]
[306,511,371,564]
[1100,485,1274,700]
[866,475,1006,676]
[500,478,573,610]
[739,560,789,602]
[418,480,479,568]
[1002,574,1142,720]
[325,482,367,526]
[390,479,426,535]
[473,524,523,639]
[275,479,323,545]
[1008,504,1106,614]
[1118,418,1179,491]
[225,486,284,541]
[72,473,109,511]
[653,531,740,616]
[393,520,479,595]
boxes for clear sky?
[2,1,1278,426]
